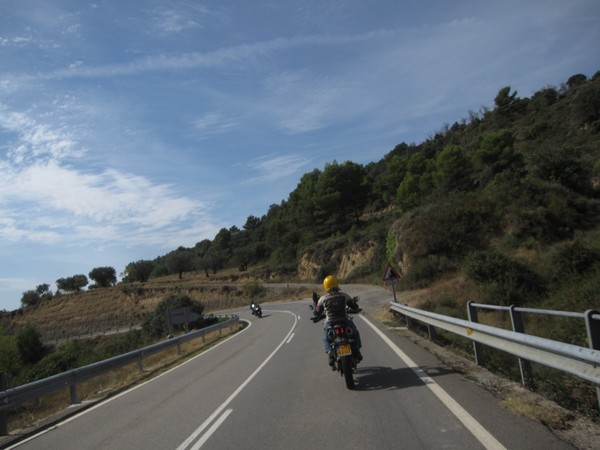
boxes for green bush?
[244,280,265,298]
[464,249,546,305]
[97,329,148,359]
[550,240,600,279]
[0,334,21,375]
[142,295,205,338]
[16,324,46,365]
[21,340,94,384]
[398,255,453,289]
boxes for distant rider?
[314,275,362,367]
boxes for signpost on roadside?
[383,263,402,302]
[164,307,202,332]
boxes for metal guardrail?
[466,302,600,390]
[389,302,600,407]
[0,316,240,435]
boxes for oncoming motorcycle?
[250,301,262,318]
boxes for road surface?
[7,286,572,449]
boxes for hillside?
[2,72,599,418]
[1,269,318,342]
[4,71,600,341]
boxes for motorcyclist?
[314,275,362,367]
[250,300,261,315]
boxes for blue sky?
[1,0,598,311]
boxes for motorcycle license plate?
[337,344,352,356]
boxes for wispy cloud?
[0,35,34,46]
[261,71,361,134]
[0,106,208,248]
[243,154,310,184]
[151,8,200,34]
[0,109,82,164]
[192,111,237,136]
[22,30,394,81]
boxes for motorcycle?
[312,297,362,390]
[250,302,262,318]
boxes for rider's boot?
[354,347,363,362]
[327,351,336,369]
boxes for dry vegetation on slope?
[0,269,316,343]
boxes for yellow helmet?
[323,275,339,291]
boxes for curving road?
[8,286,572,449]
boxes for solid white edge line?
[286,333,295,344]
[359,315,507,450]
[177,311,297,450]
[191,409,233,450]
[6,320,253,450]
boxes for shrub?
[142,295,205,338]
[244,280,265,298]
[0,334,21,375]
[21,340,92,383]
[550,240,600,279]
[398,255,453,290]
[16,324,46,365]
[97,329,148,359]
[464,249,546,305]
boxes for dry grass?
[5,325,243,434]
[1,268,313,342]
[501,395,574,430]
[1,267,313,436]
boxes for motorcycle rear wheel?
[341,357,355,390]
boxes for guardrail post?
[0,411,6,436]
[69,384,80,405]
[467,301,485,366]
[405,314,414,330]
[0,375,7,435]
[69,372,80,404]
[584,309,600,410]
[427,324,438,342]
[509,305,535,390]
[137,351,144,372]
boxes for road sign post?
[383,263,402,302]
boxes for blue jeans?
[322,318,361,352]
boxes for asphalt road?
[7,286,573,450]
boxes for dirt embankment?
[0,274,316,342]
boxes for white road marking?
[190,409,233,450]
[359,315,507,450]
[177,311,298,450]
[286,333,295,344]
[5,322,252,450]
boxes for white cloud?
[192,111,236,136]
[3,36,33,46]
[0,106,209,248]
[158,12,199,33]
[244,154,310,184]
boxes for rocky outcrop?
[298,240,378,281]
